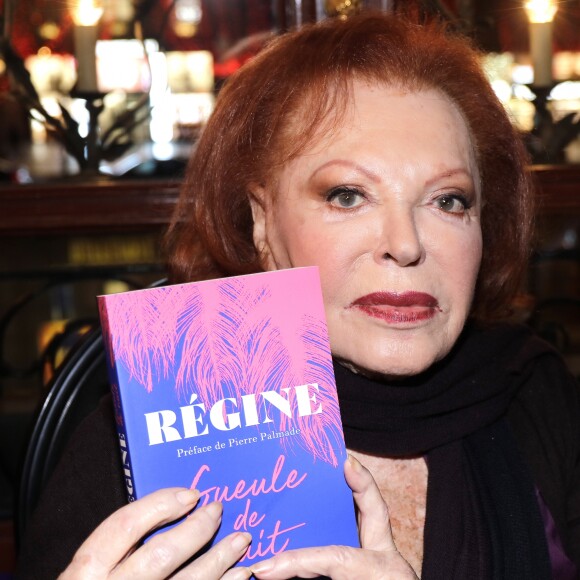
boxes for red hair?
[165,11,534,320]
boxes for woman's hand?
[59,487,251,580]
[250,455,419,580]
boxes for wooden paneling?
[0,178,181,236]
[533,165,580,215]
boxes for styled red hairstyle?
[164,11,535,320]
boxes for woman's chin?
[329,314,464,381]
[333,350,441,381]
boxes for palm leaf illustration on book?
[98,267,359,566]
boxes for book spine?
[98,297,137,503]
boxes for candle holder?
[1,18,154,182]
[69,89,108,178]
[525,84,580,165]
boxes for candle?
[72,0,103,92]
[525,0,557,87]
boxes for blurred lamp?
[71,0,103,92]
[524,0,557,87]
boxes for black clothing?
[335,322,580,578]
[16,324,580,578]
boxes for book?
[97,267,359,565]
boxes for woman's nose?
[373,208,423,267]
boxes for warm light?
[26,52,76,94]
[525,0,557,24]
[72,0,103,26]
[173,0,203,38]
[96,39,157,92]
[71,0,102,92]
[39,21,61,41]
[491,79,512,104]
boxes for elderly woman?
[18,11,580,580]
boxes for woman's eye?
[326,188,365,209]
[435,194,470,214]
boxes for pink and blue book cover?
[97,267,359,565]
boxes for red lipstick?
[350,292,439,324]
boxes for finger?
[63,488,200,578]
[113,501,226,579]
[173,531,252,580]
[221,565,253,580]
[344,455,395,552]
[250,545,366,580]
[251,546,419,580]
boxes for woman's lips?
[350,292,440,323]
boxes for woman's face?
[251,82,482,377]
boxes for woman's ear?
[248,184,272,269]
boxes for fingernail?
[251,559,274,574]
[205,501,223,519]
[176,488,200,506]
[232,532,252,552]
[348,454,362,472]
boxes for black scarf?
[334,322,553,579]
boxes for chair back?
[17,326,109,543]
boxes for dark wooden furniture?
[533,165,580,216]
[0,178,181,236]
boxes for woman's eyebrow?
[310,159,381,183]
[424,168,475,189]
